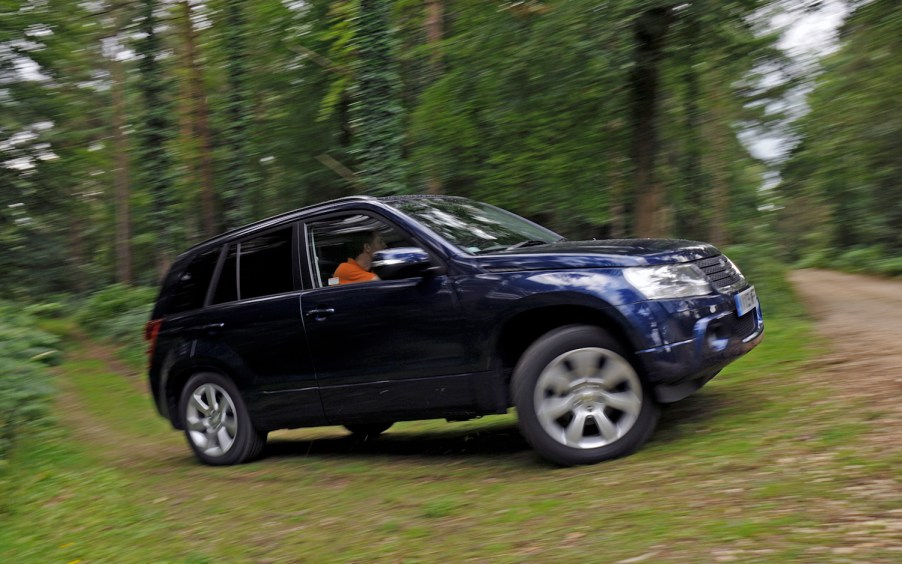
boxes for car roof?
[174,194,470,262]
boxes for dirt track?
[788,269,902,443]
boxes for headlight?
[623,264,713,299]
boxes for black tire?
[344,422,393,440]
[512,325,659,466]
[179,372,267,466]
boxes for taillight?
[144,319,163,368]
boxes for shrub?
[874,256,902,277]
[75,284,157,370]
[795,248,835,270]
[831,246,887,274]
[0,304,57,463]
[76,284,156,343]
[797,245,902,279]
[724,244,803,319]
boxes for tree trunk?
[679,13,705,241]
[178,1,217,238]
[425,0,444,195]
[110,54,132,285]
[608,168,626,238]
[705,90,730,247]
[221,1,255,227]
[356,0,406,195]
[69,210,87,292]
[630,7,673,237]
[137,0,176,282]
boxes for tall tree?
[108,10,132,285]
[176,0,218,238]
[355,0,406,194]
[630,6,674,238]
[135,0,177,278]
[220,0,258,228]
[423,0,445,194]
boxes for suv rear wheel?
[512,325,659,466]
[179,372,266,466]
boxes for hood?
[470,239,720,272]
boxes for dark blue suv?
[146,195,762,466]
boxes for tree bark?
[425,0,444,195]
[705,88,730,247]
[110,53,132,285]
[222,1,255,226]
[179,1,217,238]
[630,7,674,237]
[679,12,705,241]
[137,0,176,282]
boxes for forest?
[1,0,900,298]
[3,3,902,559]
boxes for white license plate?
[734,285,758,317]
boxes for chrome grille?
[696,255,745,293]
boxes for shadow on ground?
[263,421,531,462]
[256,388,732,464]
[649,387,741,446]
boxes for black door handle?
[305,308,335,321]
[201,322,225,334]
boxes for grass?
[1,315,900,562]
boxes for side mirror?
[372,247,435,280]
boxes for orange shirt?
[333,258,377,285]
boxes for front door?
[300,213,474,422]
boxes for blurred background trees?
[778,0,902,265]
[1,0,898,298]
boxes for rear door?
[188,223,325,429]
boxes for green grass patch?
[2,306,899,561]
[0,428,199,562]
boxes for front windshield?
[388,197,564,255]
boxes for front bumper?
[630,297,764,403]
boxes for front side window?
[306,214,411,288]
[212,226,295,303]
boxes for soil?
[788,268,902,446]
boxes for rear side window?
[167,248,220,314]
[212,226,295,303]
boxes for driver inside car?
[332,230,387,285]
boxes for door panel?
[189,294,325,429]
[301,276,475,421]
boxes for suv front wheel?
[179,372,267,466]
[512,325,659,466]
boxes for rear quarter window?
[165,248,221,314]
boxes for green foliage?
[723,243,801,319]
[75,284,157,343]
[780,1,902,257]
[797,246,902,279]
[135,0,178,264]
[0,0,830,291]
[219,1,260,228]
[0,303,58,464]
[354,0,407,194]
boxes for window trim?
[203,244,230,308]
[300,210,440,291]
[203,222,301,306]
